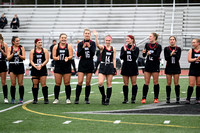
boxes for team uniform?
[120,45,139,76]
[0,45,8,101]
[142,43,162,100]
[120,44,139,103]
[186,49,200,103]
[31,48,47,76]
[75,40,96,104]
[143,43,162,72]
[54,43,71,74]
[164,46,182,103]
[164,46,181,74]
[99,46,115,75]
[9,46,25,74]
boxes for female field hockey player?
[164,36,181,104]
[7,36,25,104]
[75,28,96,104]
[120,35,139,104]
[186,38,200,104]
[141,33,162,104]
[29,39,49,104]
[52,33,73,104]
[93,30,116,105]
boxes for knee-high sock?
[99,86,105,99]
[196,86,200,100]
[10,86,16,100]
[123,85,128,100]
[142,84,149,99]
[85,85,91,99]
[65,85,71,99]
[175,85,180,98]
[154,84,160,99]
[32,87,39,101]
[166,86,171,100]
[106,87,112,99]
[54,85,60,99]
[132,85,138,100]
[19,86,24,100]
[42,86,48,100]
[75,85,82,100]
[3,85,8,99]
[187,86,194,100]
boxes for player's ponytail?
[152,32,159,42]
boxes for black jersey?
[9,46,24,74]
[0,45,7,73]
[77,40,96,73]
[120,44,139,76]
[164,46,181,74]
[143,43,162,72]
[31,48,47,76]
[189,49,200,76]
[99,46,115,75]
[54,43,71,74]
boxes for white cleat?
[53,99,59,104]
[66,99,71,104]
[4,98,8,104]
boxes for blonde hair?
[83,28,91,34]
[193,38,200,43]
[59,33,67,38]
[151,32,159,41]
[0,34,4,43]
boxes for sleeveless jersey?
[101,46,113,65]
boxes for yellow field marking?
[22,101,199,129]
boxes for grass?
[0,76,199,133]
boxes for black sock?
[166,86,171,100]
[175,85,180,99]
[132,85,138,100]
[32,87,39,101]
[54,85,60,99]
[65,85,71,99]
[123,85,128,100]
[3,85,8,99]
[85,85,91,100]
[187,86,194,100]
[196,86,200,100]
[99,86,105,99]
[106,87,112,99]
[10,86,16,100]
[75,85,82,100]
[154,84,160,99]
[42,86,48,100]
[19,86,24,100]
[142,84,149,99]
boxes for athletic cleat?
[4,98,8,104]
[74,98,79,104]
[195,100,200,104]
[154,98,159,103]
[66,99,71,104]
[141,99,146,104]
[176,97,180,104]
[166,99,170,104]
[18,99,23,104]
[104,98,110,105]
[32,100,38,104]
[11,99,15,104]
[122,99,129,104]
[44,99,49,104]
[53,99,59,104]
[131,99,136,104]
[185,99,190,104]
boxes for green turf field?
[0,76,199,133]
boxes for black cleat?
[74,98,79,104]
[102,97,106,105]
[122,99,129,104]
[166,99,170,104]
[85,98,90,104]
[44,99,49,104]
[185,99,190,104]
[104,98,110,105]
[195,100,200,104]
[32,100,38,104]
[176,97,180,104]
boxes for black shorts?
[165,68,181,75]
[9,63,25,74]
[145,61,160,73]
[189,69,200,77]
[31,67,47,77]
[121,62,138,76]
[0,61,7,73]
[54,62,71,74]
[99,63,115,75]
[78,59,94,73]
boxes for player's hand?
[65,57,68,62]
[17,51,20,56]
[123,44,126,51]
[83,43,87,48]
[142,49,146,53]
[171,50,175,56]
[86,42,90,48]
[147,51,151,56]
[93,30,98,37]
[57,56,60,60]
[113,68,117,75]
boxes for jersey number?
[14,57,19,63]
[37,59,42,65]
[85,51,90,58]
[105,56,110,64]
[171,57,175,64]
[60,54,65,60]
[0,52,2,59]
[127,55,132,61]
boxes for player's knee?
[189,82,195,87]
[167,81,171,86]
[123,82,128,86]
[86,81,91,86]
[98,81,104,86]
[1,80,6,86]
[153,80,158,85]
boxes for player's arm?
[29,49,37,68]
[19,46,25,60]
[53,44,59,61]
[93,30,104,50]
[67,43,73,60]
[188,49,197,63]
[7,47,13,61]
[113,47,116,69]
[42,48,49,66]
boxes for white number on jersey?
[127,55,132,61]
[171,57,175,64]
[60,54,65,60]
[105,56,110,64]
[37,59,42,65]
[85,51,90,58]
[14,57,19,63]
[0,52,2,58]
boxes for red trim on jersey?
[104,46,113,51]
[59,43,68,49]
[12,46,20,52]
[82,40,91,45]
[168,46,177,51]
[126,44,136,51]
[193,48,200,53]
[148,42,158,49]
[100,52,102,61]
[35,48,43,54]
